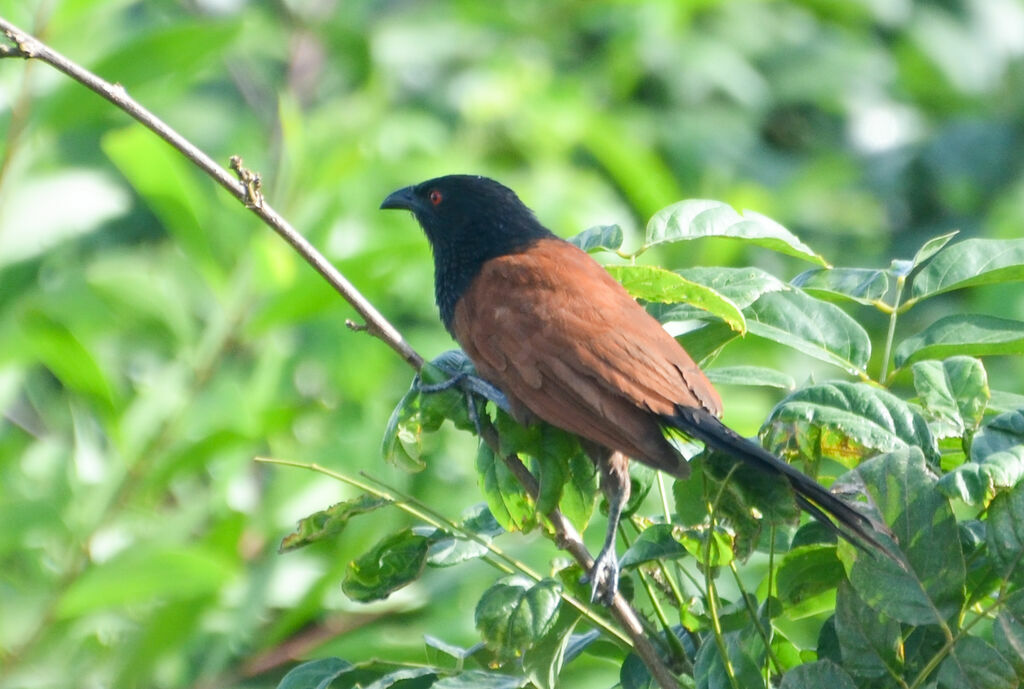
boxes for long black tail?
[668,405,889,555]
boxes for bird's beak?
[380,185,417,211]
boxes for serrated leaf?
[618,524,689,569]
[987,480,1024,587]
[475,577,562,661]
[342,529,430,602]
[790,268,889,305]
[745,290,872,375]
[833,581,903,680]
[762,381,939,469]
[780,659,857,689]
[280,494,391,553]
[567,224,624,253]
[839,448,966,626]
[645,199,828,266]
[936,636,1017,689]
[704,366,795,391]
[938,410,1024,504]
[911,237,1024,300]
[911,357,989,439]
[895,314,1024,367]
[607,264,745,332]
[647,266,787,324]
[276,658,355,689]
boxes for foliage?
[3,1,1024,689]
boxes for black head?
[381,175,554,331]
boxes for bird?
[380,174,883,604]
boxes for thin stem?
[703,471,742,689]
[726,560,782,680]
[879,274,905,382]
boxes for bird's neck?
[431,223,553,334]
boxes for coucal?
[381,174,882,603]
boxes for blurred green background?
[1,1,1023,687]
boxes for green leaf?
[938,409,1024,504]
[475,577,562,661]
[987,480,1024,587]
[431,671,528,689]
[618,524,689,569]
[993,589,1024,676]
[426,504,504,568]
[745,290,872,375]
[475,444,537,533]
[911,357,989,439]
[276,658,355,689]
[694,627,765,689]
[557,452,599,533]
[58,546,234,617]
[895,314,1024,367]
[936,636,1017,689]
[839,447,966,626]
[780,659,857,689]
[911,237,1024,300]
[762,381,939,469]
[280,495,391,553]
[607,264,745,332]
[775,545,845,606]
[790,268,889,305]
[833,581,903,680]
[381,385,428,471]
[532,425,573,517]
[21,311,116,412]
[704,366,795,391]
[645,199,828,266]
[911,231,960,271]
[522,605,580,689]
[567,224,623,253]
[363,668,437,689]
[647,266,786,324]
[342,529,430,602]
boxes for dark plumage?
[381,174,882,603]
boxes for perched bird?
[381,174,881,603]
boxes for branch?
[0,17,679,689]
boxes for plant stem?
[879,274,905,382]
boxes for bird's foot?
[583,547,619,605]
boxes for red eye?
[428,189,443,206]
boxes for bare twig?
[0,17,680,689]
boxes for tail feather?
[668,405,888,555]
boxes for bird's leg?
[414,370,511,414]
[584,449,631,605]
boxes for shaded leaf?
[342,530,430,602]
[895,314,1024,368]
[745,290,872,375]
[619,524,689,569]
[567,224,623,253]
[280,495,392,553]
[607,264,745,332]
[558,452,599,533]
[936,636,1017,689]
[762,381,939,469]
[363,668,437,689]
[775,545,844,606]
[938,410,1024,504]
[475,577,562,661]
[833,581,902,680]
[694,627,765,689]
[276,658,355,689]
[432,671,528,689]
[645,199,828,266]
[476,443,536,533]
[780,659,857,689]
[987,480,1024,587]
[911,357,989,439]
[790,267,889,305]
[426,504,504,568]
[522,605,579,689]
[993,589,1024,677]
[839,448,966,626]
[912,237,1024,300]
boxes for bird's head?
[380,174,554,331]
[380,174,551,256]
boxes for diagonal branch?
[0,17,680,689]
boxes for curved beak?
[380,185,417,211]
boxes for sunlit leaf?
[276,658,354,689]
[911,356,989,439]
[705,365,795,391]
[938,410,1024,504]
[895,314,1024,367]
[476,444,536,533]
[762,381,938,468]
[790,267,889,305]
[431,670,528,689]
[645,199,828,266]
[911,237,1024,300]
[607,264,745,332]
[567,224,624,253]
